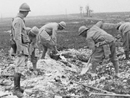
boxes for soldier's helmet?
[19,3,31,12]
[78,26,88,36]
[59,21,66,29]
[30,26,39,35]
[116,21,124,30]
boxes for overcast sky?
[0,0,130,17]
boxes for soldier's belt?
[95,41,114,47]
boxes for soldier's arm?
[86,37,95,51]
[95,21,117,30]
[101,23,117,30]
[95,21,103,28]
[51,26,59,53]
[51,27,57,44]
[14,21,22,53]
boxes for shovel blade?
[80,63,91,75]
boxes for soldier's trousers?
[30,49,38,69]
[37,30,56,59]
[122,31,130,59]
[91,41,119,74]
[14,55,28,75]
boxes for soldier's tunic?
[11,13,30,74]
[97,21,130,58]
[117,22,130,52]
[37,23,58,58]
[86,23,119,73]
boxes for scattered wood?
[0,74,14,78]
[90,92,130,97]
[73,81,112,94]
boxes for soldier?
[37,21,66,59]
[28,26,39,70]
[116,22,130,59]
[11,3,31,97]
[96,21,130,60]
[78,23,119,75]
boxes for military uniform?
[117,22,130,59]
[37,23,58,59]
[11,13,30,74]
[29,42,37,70]
[85,24,119,74]
[94,21,117,30]
[97,21,130,59]
[11,3,31,97]
[28,26,39,70]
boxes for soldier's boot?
[31,52,38,71]
[41,51,46,59]
[29,61,37,71]
[45,49,52,59]
[87,63,98,78]
[91,64,97,73]
[112,61,119,74]
[32,61,37,70]
[41,47,47,59]
[13,73,24,98]
[125,51,129,60]
[90,62,100,74]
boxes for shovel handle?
[87,56,92,65]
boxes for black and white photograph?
[0,0,130,98]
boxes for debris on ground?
[0,48,130,98]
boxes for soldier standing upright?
[11,3,31,97]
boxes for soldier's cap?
[30,26,39,35]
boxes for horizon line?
[1,11,130,19]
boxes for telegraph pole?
[80,6,83,17]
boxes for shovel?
[80,56,92,75]
[50,51,67,61]
[54,51,67,61]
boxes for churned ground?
[0,12,130,98]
